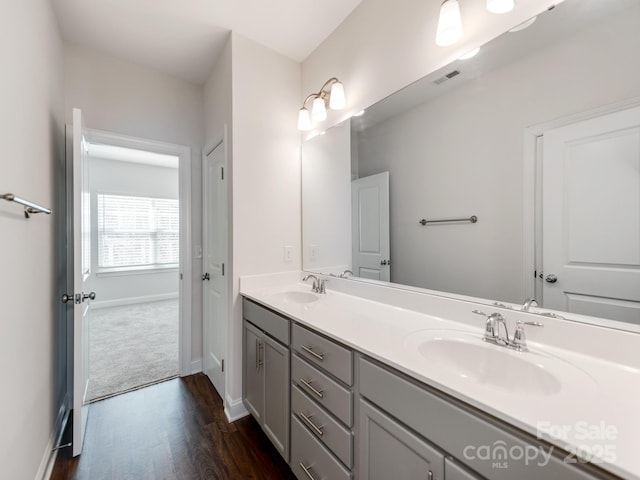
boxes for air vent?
[433,69,461,85]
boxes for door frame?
[200,123,232,412]
[81,128,193,376]
[522,95,640,301]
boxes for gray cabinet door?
[243,320,263,421]
[445,458,483,480]
[262,334,290,461]
[359,398,445,480]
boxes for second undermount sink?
[404,330,595,396]
[270,290,319,304]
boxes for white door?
[65,108,94,456]
[352,172,390,281]
[541,105,640,323]
[202,141,228,398]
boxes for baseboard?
[91,292,178,309]
[190,359,203,374]
[36,396,69,480]
[224,394,249,422]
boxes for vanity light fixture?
[297,77,346,131]
[486,0,514,14]
[436,0,464,47]
[436,0,518,47]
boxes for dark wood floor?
[51,374,296,480]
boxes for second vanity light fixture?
[436,0,515,46]
[297,77,346,131]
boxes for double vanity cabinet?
[242,297,617,480]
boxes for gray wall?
[86,157,179,306]
[355,5,640,303]
[0,0,65,478]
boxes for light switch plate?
[310,244,319,261]
[284,245,293,262]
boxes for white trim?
[91,292,179,309]
[37,398,69,480]
[522,95,640,300]
[190,359,203,375]
[96,265,178,277]
[224,394,249,423]
[83,128,192,377]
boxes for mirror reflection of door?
[541,105,640,323]
[351,172,390,281]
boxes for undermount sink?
[404,330,595,396]
[270,291,319,304]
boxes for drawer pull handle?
[301,344,325,361]
[299,378,324,399]
[428,470,433,480]
[299,463,318,480]
[298,411,324,436]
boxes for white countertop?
[240,273,640,480]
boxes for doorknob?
[82,292,96,301]
[202,272,210,281]
[544,274,558,283]
[61,293,78,304]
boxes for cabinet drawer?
[291,415,352,480]
[243,298,289,345]
[292,384,353,468]
[292,323,352,385]
[359,357,604,480]
[292,354,353,426]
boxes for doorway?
[524,100,640,325]
[82,130,192,401]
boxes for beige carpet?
[88,299,179,402]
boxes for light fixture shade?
[312,96,327,121]
[297,107,311,131]
[436,0,463,47]
[486,0,514,14]
[329,82,346,110]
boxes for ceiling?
[51,0,363,85]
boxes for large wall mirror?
[302,0,640,330]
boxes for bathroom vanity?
[240,273,639,480]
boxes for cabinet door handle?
[428,470,433,480]
[255,339,259,370]
[299,463,318,480]
[299,378,324,399]
[297,411,324,436]
[300,344,325,361]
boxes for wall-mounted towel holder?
[1,193,52,218]
[419,215,477,226]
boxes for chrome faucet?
[521,298,539,312]
[339,269,353,278]
[472,310,543,351]
[302,274,327,294]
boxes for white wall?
[64,43,205,362]
[302,121,352,273]
[302,0,558,131]
[0,0,65,478]
[354,4,640,303]
[85,158,179,306]
[204,33,301,416]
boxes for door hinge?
[221,359,225,372]
[222,263,225,276]
[221,167,224,180]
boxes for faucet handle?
[318,279,327,294]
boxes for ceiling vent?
[433,69,461,85]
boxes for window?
[97,194,179,270]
